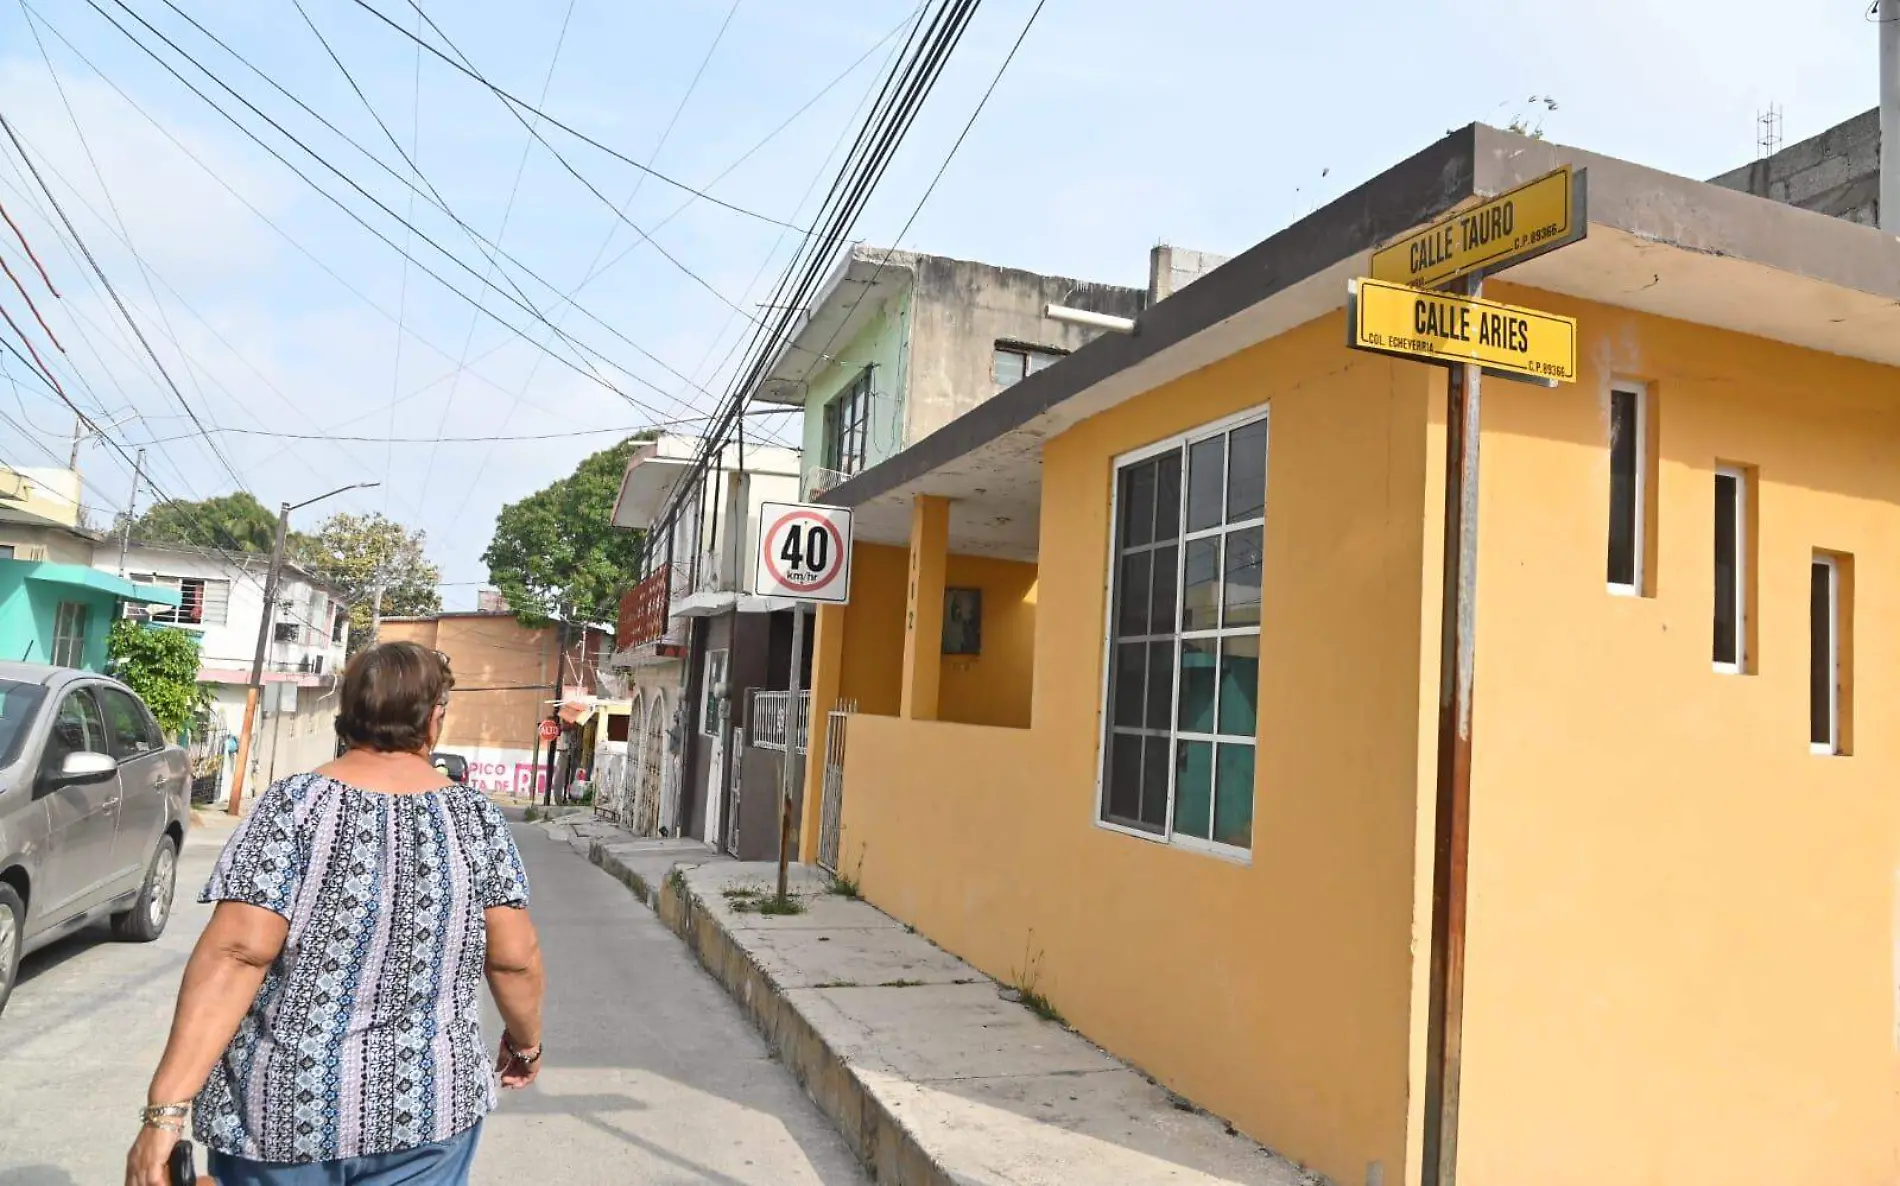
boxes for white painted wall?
[101,544,350,679]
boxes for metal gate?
[630,699,664,836]
[817,702,855,872]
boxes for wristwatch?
[503,1033,542,1066]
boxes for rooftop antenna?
[1755,103,1784,161]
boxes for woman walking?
[125,642,546,1185]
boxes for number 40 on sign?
[754,501,854,604]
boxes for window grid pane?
[1103,415,1265,851]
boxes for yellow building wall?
[840,313,1437,1185]
[829,544,1037,730]
[1450,285,1900,1184]
[939,553,1037,730]
[836,543,908,717]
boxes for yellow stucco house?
[792,124,1900,1186]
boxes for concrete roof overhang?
[751,247,915,406]
[824,124,1900,563]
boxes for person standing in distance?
[126,642,546,1185]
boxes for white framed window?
[1606,383,1647,594]
[1712,467,1748,673]
[701,648,728,737]
[1099,407,1266,858]
[52,601,89,668]
[992,342,1064,389]
[1810,554,1848,755]
[133,573,230,627]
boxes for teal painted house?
[0,558,181,671]
[1,464,180,672]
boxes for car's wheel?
[111,835,178,943]
[0,882,24,1018]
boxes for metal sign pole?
[771,600,801,897]
[776,602,806,902]
[1421,275,1483,1186]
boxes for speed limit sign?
[754,501,853,603]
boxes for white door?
[700,649,728,845]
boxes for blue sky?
[0,0,1882,607]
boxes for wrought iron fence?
[817,704,855,873]
[749,689,811,754]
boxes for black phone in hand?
[168,1140,197,1185]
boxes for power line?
[348,0,804,233]
[649,0,982,550]
[79,0,701,427]
[812,0,1048,369]
[434,0,743,529]
[413,0,579,507]
[380,0,833,350]
[0,112,251,497]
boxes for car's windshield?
[0,679,50,768]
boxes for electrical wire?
[646,0,982,553]
[347,0,803,233]
[0,112,251,496]
[7,11,616,449]
[812,0,1048,368]
[80,0,702,427]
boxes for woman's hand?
[495,1034,541,1089]
[124,1123,181,1186]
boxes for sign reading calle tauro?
[1347,278,1577,384]
[1370,166,1584,291]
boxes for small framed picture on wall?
[942,587,982,655]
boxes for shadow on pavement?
[0,1166,80,1185]
[14,923,113,988]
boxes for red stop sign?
[538,719,560,741]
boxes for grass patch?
[830,842,867,898]
[664,868,686,897]
[757,892,806,916]
[1010,932,1065,1026]
[879,978,924,988]
[813,979,859,989]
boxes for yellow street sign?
[1347,278,1577,384]
[1370,166,1584,290]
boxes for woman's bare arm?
[485,904,544,1085]
[149,901,287,1103]
[125,901,286,1185]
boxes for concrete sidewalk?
[580,832,1314,1186]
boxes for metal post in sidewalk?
[544,620,566,808]
[1421,277,1483,1186]
[775,603,806,902]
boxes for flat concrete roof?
[824,123,1900,561]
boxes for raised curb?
[588,844,949,1183]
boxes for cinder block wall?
[1707,107,1879,226]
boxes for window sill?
[1809,742,1842,757]
[1092,816,1253,866]
[1605,582,1641,598]
[1711,661,1743,675]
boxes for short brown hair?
[335,641,455,753]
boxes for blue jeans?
[206,1123,482,1185]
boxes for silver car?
[0,661,191,1016]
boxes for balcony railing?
[618,563,673,648]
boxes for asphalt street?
[0,814,863,1185]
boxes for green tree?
[106,619,208,737]
[294,512,443,652]
[119,492,280,553]
[483,437,646,626]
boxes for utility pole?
[1881,0,1899,233]
[775,604,806,902]
[228,481,378,816]
[117,448,144,578]
[543,619,566,808]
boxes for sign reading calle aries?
[1370,165,1586,291]
[1346,277,1578,384]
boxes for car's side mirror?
[40,750,118,794]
